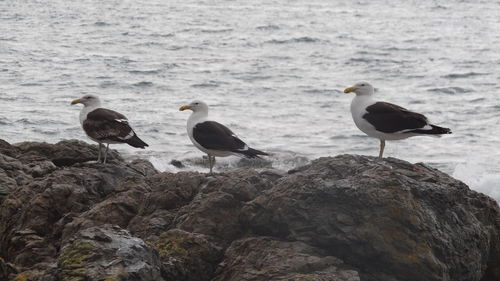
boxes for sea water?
[0,0,499,202]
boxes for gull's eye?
[361,84,365,86]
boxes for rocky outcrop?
[0,139,498,281]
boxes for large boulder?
[241,155,500,281]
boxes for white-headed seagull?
[344,82,451,158]
[71,94,148,163]
[179,100,268,174]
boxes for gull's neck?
[353,92,374,101]
[79,102,102,124]
[187,110,208,130]
[351,93,375,113]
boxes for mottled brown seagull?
[71,94,148,163]
[344,82,451,158]
[179,100,268,174]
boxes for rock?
[0,139,157,275]
[0,139,499,281]
[241,155,500,281]
[27,161,57,178]
[0,139,18,158]
[213,236,360,281]
[0,257,18,281]
[0,168,19,203]
[0,163,140,269]
[152,228,222,281]
[0,153,29,199]
[128,159,158,177]
[15,139,122,166]
[57,225,162,281]
[127,172,206,241]
[170,159,185,168]
[60,168,154,243]
[173,169,278,245]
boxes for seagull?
[71,94,148,163]
[179,100,268,174]
[344,82,451,158]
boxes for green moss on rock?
[14,273,28,281]
[58,241,94,281]
[153,232,189,259]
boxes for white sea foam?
[453,158,500,204]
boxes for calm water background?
[1,0,499,200]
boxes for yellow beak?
[344,87,357,94]
[70,98,83,105]
[179,105,191,111]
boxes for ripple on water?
[256,24,280,30]
[442,72,489,79]
[99,81,117,88]
[132,81,154,87]
[469,98,486,103]
[20,82,43,87]
[129,69,162,75]
[0,96,34,102]
[200,28,233,33]
[149,33,175,38]
[303,89,337,94]
[190,81,221,88]
[346,57,404,65]
[133,41,165,47]
[94,21,112,27]
[0,117,10,125]
[16,118,37,125]
[427,87,473,94]
[235,75,273,82]
[265,37,323,44]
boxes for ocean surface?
[1,0,499,201]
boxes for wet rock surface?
[0,139,498,281]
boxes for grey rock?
[170,159,185,168]
[173,169,277,245]
[0,139,18,158]
[152,228,223,281]
[0,153,31,203]
[0,257,18,281]
[57,225,162,281]
[213,236,360,281]
[15,139,122,166]
[241,155,500,281]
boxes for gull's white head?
[70,94,101,107]
[344,82,374,96]
[179,100,209,113]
